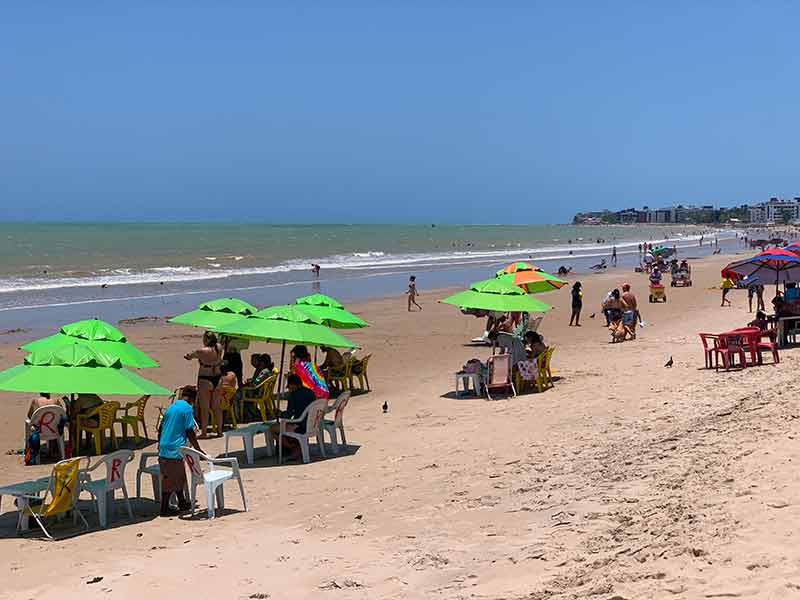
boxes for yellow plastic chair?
[211,386,238,433]
[240,373,277,421]
[21,457,89,539]
[114,395,150,443]
[327,360,353,392]
[351,354,372,392]
[77,401,120,455]
[535,346,556,393]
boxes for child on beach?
[720,276,734,307]
[407,276,421,311]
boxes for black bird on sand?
[382,401,388,413]
[664,356,673,368]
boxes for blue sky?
[1,2,798,223]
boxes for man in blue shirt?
[158,386,204,516]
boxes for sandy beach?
[3,250,800,600]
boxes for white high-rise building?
[748,197,800,224]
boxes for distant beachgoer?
[184,331,224,439]
[311,263,321,277]
[570,282,583,327]
[720,276,734,307]
[756,284,765,311]
[605,289,624,324]
[557,266,572,276]
[611,245,617,266]
[638,243,642,254]
[407,276,421,311]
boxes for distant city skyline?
[2,3,800,224]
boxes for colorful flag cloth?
[293,359,330,399]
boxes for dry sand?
[3,252,800,599]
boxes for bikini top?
[198,345,223,372]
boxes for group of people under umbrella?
[440,262,564,396]
[1,293,368,463]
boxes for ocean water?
[0,223,737,333]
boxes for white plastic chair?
[278,399,328,464]
[136,452,161,501]
[178,447,247,519]
[25,405,67,461]
[223,422,275,465]
[79,449,135,528]
[321,391,351,454]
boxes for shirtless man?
[27,392,63,418]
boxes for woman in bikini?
[184,331,224,438]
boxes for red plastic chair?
[698,333,722,369]
[716,333,747,371]
[755,329,780,365]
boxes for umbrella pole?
[277,340,286,397]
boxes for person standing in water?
[611,245,618,267]
[407,275,422,311]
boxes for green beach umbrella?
[441,278,553,313]
[169,297,258,330]
[217,304,358,393]
[0,343,172,395]
[294,305,368,329]
[21,319,159,368]
[295,293,344,309]
[294,294,367,329]
[216,305,358,348]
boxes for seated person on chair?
[524,331,547,359]
[786,282,800,301]
[269,374,316,462]
[748,310,770,332]
[244,354,274,389]
[157,386,204,517]
[318,345,344,376]
[27,392,64,418]
[220,364,238,391]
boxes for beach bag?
[24,428,41,466]
[463,359,482,374]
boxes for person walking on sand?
[407,275,422,311]
[611,245,617,267]
[569,282,583,326]
[720,275,734,307]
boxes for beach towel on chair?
[294,360,330,399]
